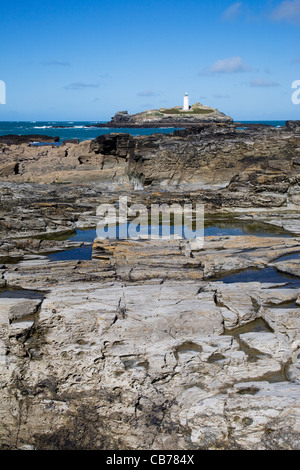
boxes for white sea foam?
[73,125,89,128]
[70,125,99,129]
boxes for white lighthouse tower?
[183,92,189,111]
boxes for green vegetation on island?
[160,107,214,115]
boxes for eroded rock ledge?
[0,121,299,196]
[0,121,300,450]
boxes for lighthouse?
[183,92,189,111]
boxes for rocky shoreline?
[0,121,300,449]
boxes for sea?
[0,120,287,142]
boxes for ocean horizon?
[0,120,288,142]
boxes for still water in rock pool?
[1,219,299,299]
[0,288,44,299]
[219,266,300,288]
[41,220,300,290]
[45,218,296,263]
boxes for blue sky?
[0,0,299,121]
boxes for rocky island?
[109,101,232,127]
[50,100,233,129]
[0,120,300,450]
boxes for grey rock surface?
[0,122,300,449]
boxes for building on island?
[183,92,189,111]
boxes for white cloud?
[250,79,280,87]
[41,60,71,66]
[210,56,251,74]
[271,0,300,23]
[65,82,99,90]
[137,90,159,97]
[222,2,243,21]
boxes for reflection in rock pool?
[219,266,300,288]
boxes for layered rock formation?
[0,122,299,194]
[0,121,300,450]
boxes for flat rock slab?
[0,297,42,324]
[1,279,300,449]
[273,259,300,277]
